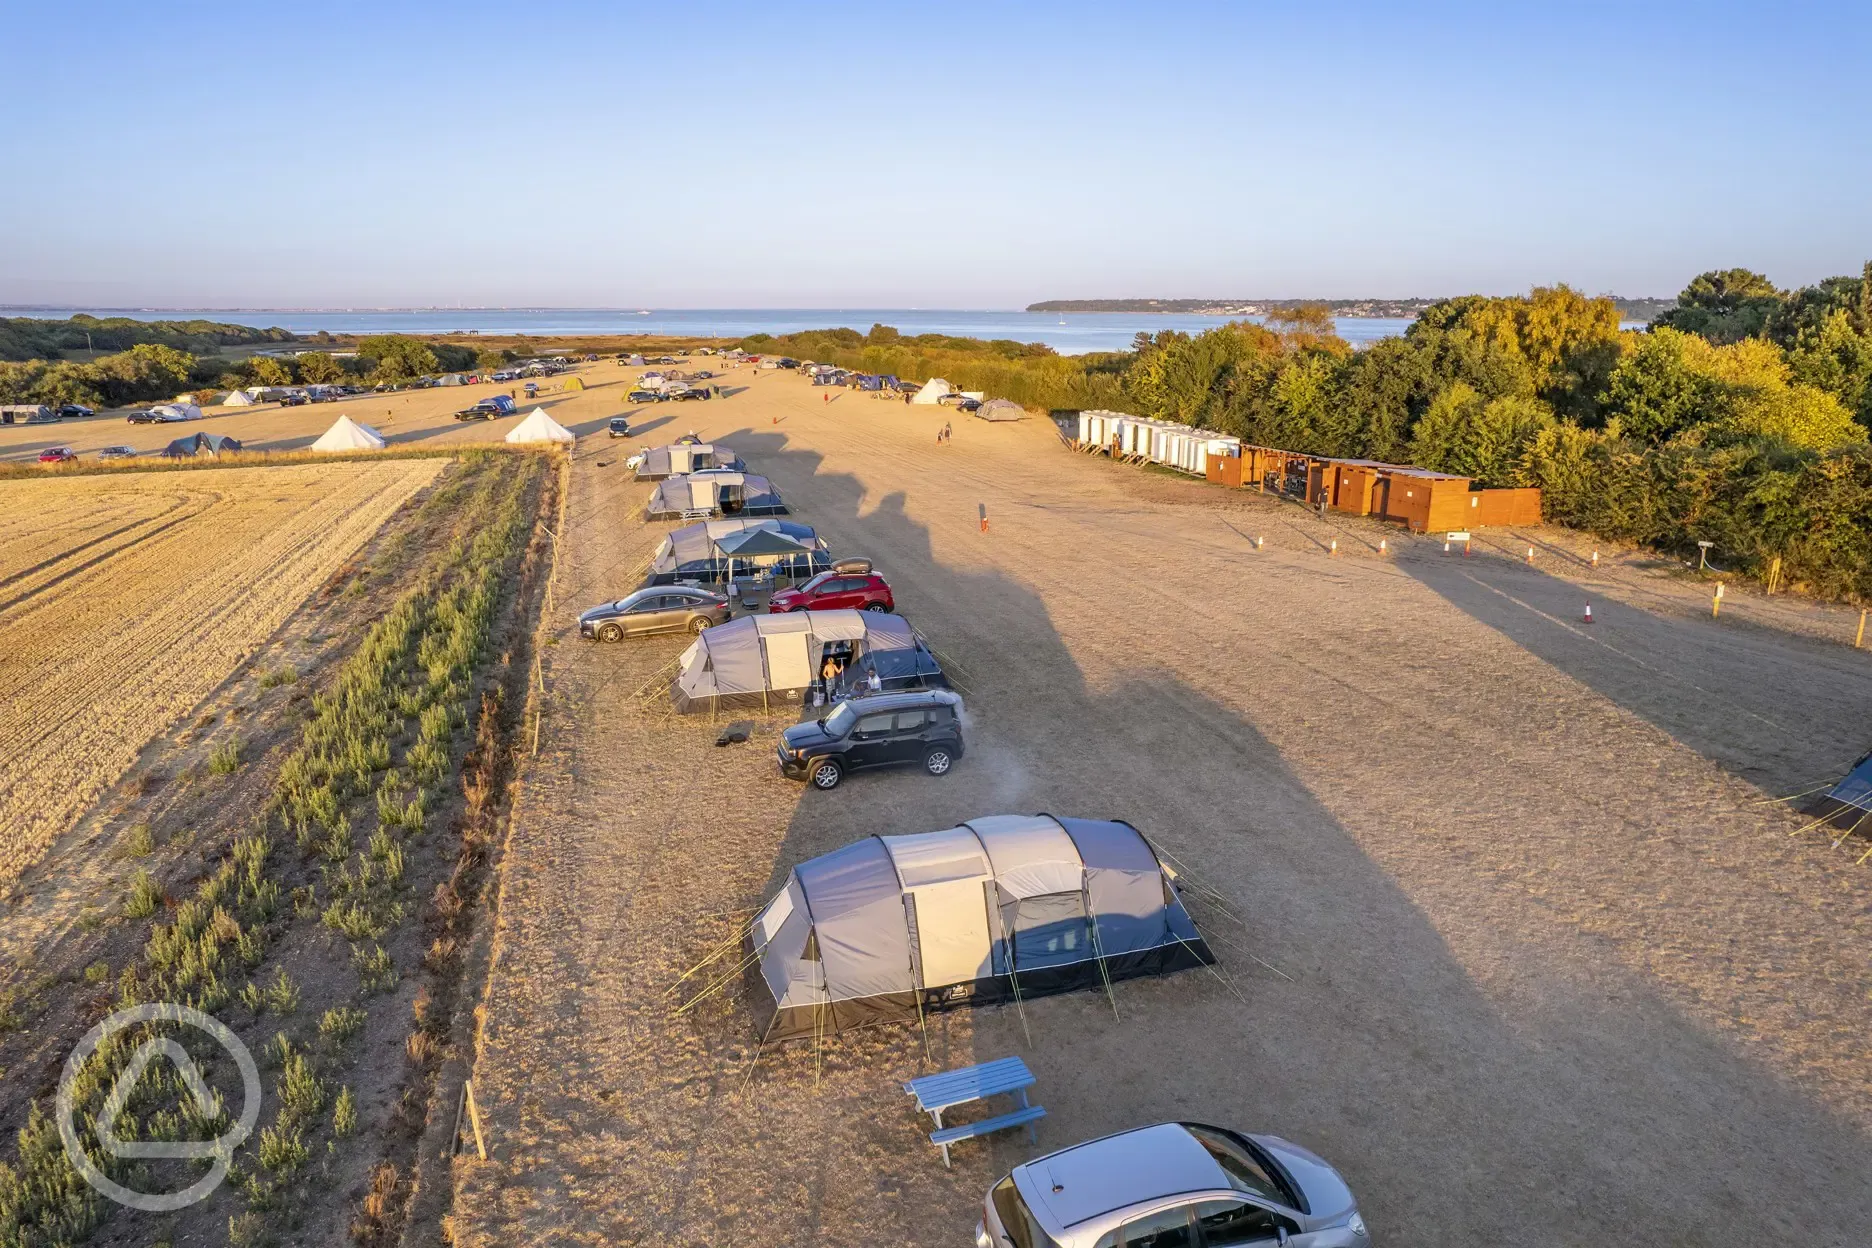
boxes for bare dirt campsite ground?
[454,372,1872,1247]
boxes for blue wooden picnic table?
[903,1056,1036,1130]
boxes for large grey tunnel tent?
[635,443,744,480]
[646,517,828,586]
[672,609,944,712]
[975,398,1026,422]
[646,471,787,520]
[749,814,1213,1039]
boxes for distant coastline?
[1027,296,1674,323]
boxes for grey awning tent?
[634,443,745,481]
[976,398,1026,422]
[646,471,786,520]
[646,517,826,586]
[747,814,1214,1039]
[672,609,940,712]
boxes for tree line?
[748,266,1872,600]
[0,314,294,363]
[0,332,520,409]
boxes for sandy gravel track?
[0,461,443,879]
[457,375,1872,1247]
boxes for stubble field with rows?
[0,461,444,880]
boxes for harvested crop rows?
[0,461,444,880]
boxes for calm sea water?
[2,307,1418,355]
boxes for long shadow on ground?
[649,427,1872,1248]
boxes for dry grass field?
[451,371,1872,1248]
[0,461,443,880]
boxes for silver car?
[978,1122,1368,1248]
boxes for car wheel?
[597,622,624,643]
[864,602,889,612]
[923,748,954,776]
[689,615,713,633]
[809,759,843,790]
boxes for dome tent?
[562,375,585,391]
[748,814,1213,1040]
[504,407,575,445]
[975,398,1025,422]
[310,415,386,452]
[221,389,257,406]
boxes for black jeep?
[777,689,965,791]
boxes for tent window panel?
[1010,892,1091,970]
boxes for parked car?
[455,395,516,421]
[96,445,138,460]
[777,689,964,790]
[691,370,715,380]
[769,568,894,614]
[673,387,711,401]
[977,1122,1367,1248]
[626,389,666,404]
[58,404,95,419]
[578,586,730,641]
[278,392,310,407]
[958,398,982,413]
[37,446,78,464]
[607,417,632,438]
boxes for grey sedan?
[578,587,729,642]
[979,1122,1368,1248]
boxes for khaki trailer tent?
[634,443,744,480]
[748,813,1214,1039]
[0,405,55,425]
[645,470,787,520]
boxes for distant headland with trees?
[1027,295,1679,322]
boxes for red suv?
[769,570,895,614]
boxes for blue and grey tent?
[748,814,1213,1038]
[1816,752,1872,821]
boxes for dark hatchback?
[778,689,965,790]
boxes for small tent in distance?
[310,415,387,452]
[505,408,575,445]
[976,398,1025,422]
[911,378,952,405]
[747,813,1214,1039]
[562,375,586,391]
[162,432,242,458]
[221,389,257,407]
[150,402,203,422]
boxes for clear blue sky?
[3,1,1867,309]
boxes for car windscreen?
[799,572,834,593]
[992,1177,1058,1248]
[822,702,858,737]
[1186,1126,1299,1209]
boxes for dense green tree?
[1786,309,1872,423]
[249,356,296,386]
[296,351,342,384]
[93,344,195,404]
[1653,268,1784,343]
[474,348,509,371]
[357,335,439,382]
